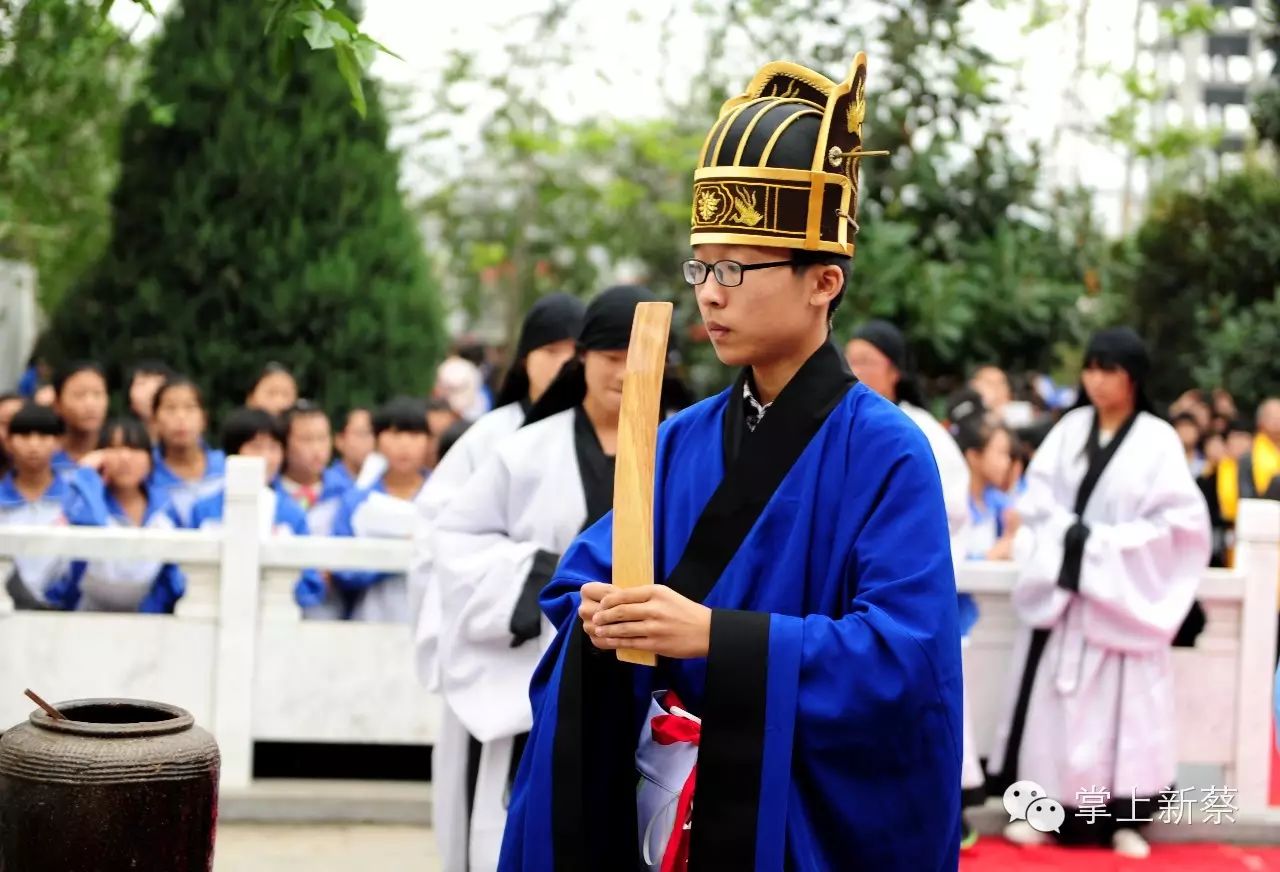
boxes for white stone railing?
[0,455,1278,812]
[0,456,433,792]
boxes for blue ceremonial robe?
[499,342,963,871]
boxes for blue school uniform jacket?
[499,343,963,872]
[148,446,227,528]
[50,449,81,481]
[331,475,423,622]
[322,460,357,496]
[0,469,86,606]
[189,482,324,608]
[47,476,187,613]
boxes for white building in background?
[1143,0,1274,163]
[983,0,1275,236]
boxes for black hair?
[1172,412,1201,430]
[437,419,472,461]
[455,342,487,368]
[1014,418,1055,453]
[98,416,153,454]
[249,362,296,393]
[955,415,1010,456]
[221,407,285,455]
[9,402,65,437]
[127,359,173,386]
[52,361,107,398]
[424,398,458,435]
[0,392,22,408]
[281,400,330,441]
[337,406,372,432]
[373,397,430,436]
[946,388,987,431]
[152,375,205,416]
[790,250,851,318]
[1228,417,1255,436]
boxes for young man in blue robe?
[498,53,963,871]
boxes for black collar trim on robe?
[669,339,856,607]
[573,405,616,530]
[549,340,855,872]
[993,407,1139,793]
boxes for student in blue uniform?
[126,360,173,440]
[332,397,429,623]
[499,54,962,872]
[48,418,186,613]
[245,362,299,418]
[324,407,374,495]
[280,401,349,618]
[50,361,109,478]
[279,401,347,535]
[0,403,84,609]
[148,376,226,527]
[189,407,323,608]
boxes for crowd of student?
[0,351,498,619]
[3,333,1274,624]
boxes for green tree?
[1117,168,1280,401]
[0,0,138,309]
[46,0,444,419]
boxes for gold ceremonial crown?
[690,53,883,257]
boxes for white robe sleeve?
[409,405,522,691]
[899,404,970,566]
[1076,432,1210,649]
[1010,418,1077,628]
[433,454,547,743]
[927,419,972,565]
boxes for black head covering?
[852,319,906,369]
[524,285,659,425]
[1072,326,1155,414]
[851,319,926,407]
[495,293,588,408]
[577,285,653,351]
[515,293,586,359]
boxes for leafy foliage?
[419,0,1106,396]
[0,0,138,309]
[1254,0,1280,149]
[1117,168,1280,402]
[45,0,444,421]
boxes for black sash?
[1056,411,1138,592]
[549,341,855,871]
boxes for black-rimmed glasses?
[681,259,792,288]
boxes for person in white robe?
[410,293,585,688]
[846,319,984,846]
[431,285,658,872]
[988,327,1210,858]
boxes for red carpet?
[961,840,1280,870]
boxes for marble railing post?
[211,456,265,791]
[1233,498,1280,813]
